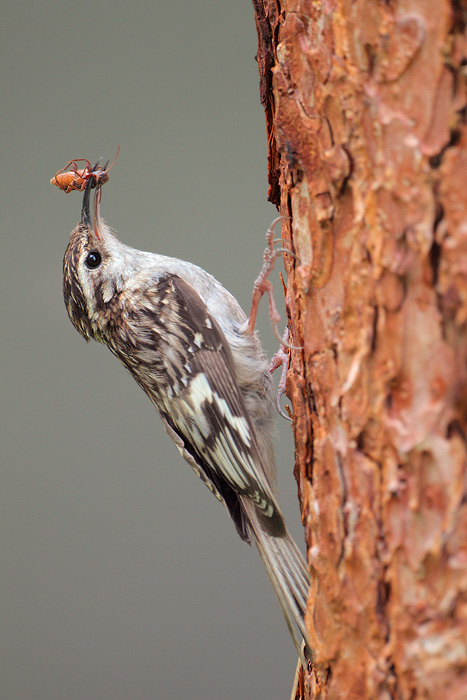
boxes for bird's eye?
[85,251,102,269]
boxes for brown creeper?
[62,177,310,657]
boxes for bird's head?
[62,175,133,342]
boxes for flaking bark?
[252,2,467,698]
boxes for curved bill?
[80,176,94,227]
[80,158,104,238]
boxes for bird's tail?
[245,504,311,659]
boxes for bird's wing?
[138,274,284,536]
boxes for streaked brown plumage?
[62,176,311,658]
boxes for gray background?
[2,3,306,699]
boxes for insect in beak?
[51,146,120,194]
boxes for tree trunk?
[252,2,467,698]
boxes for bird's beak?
[80,176,94,227]
[80,160,103,240]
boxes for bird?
[61,175,311,658]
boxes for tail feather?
[243,502,311,659]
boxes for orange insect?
[51,146,120,193]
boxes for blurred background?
[1,2,306,698]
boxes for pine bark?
[252,2,467,698]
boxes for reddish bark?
[252,2,467,698]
